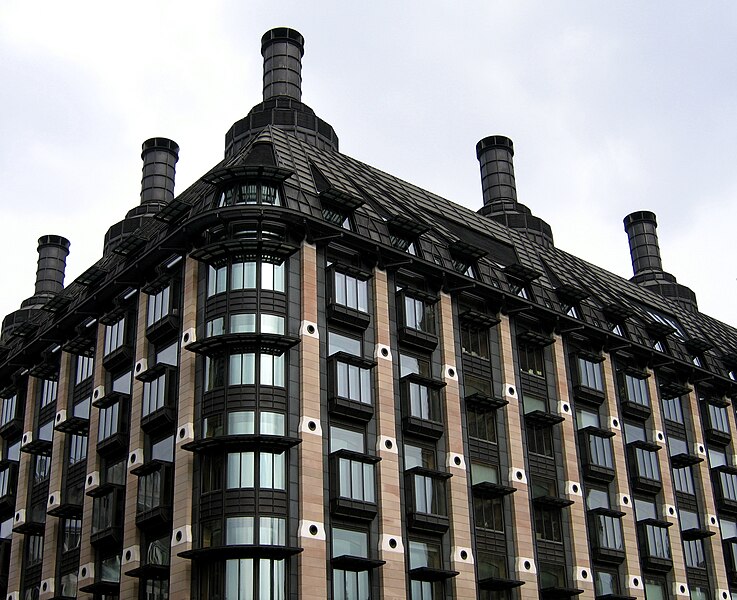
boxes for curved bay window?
[207,260,286,298]
[217,182,282,207]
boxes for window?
[331,527,371,599]
[112,370,132,394]
[334,359,372,405]
[143,374,167,417]
[642,523,671,560]
[73,396,91,420]
[719,469,737,502]
[225,557,285,600]
[411,472,446,515]
[38,419,54,442]
[329,332,362,357]
[0,395,16,426]
[683,539,706,568]
[62,518,82,552]
[461,325,489,359]
[33,454,51,483]
[594,570,621,596]
[147,286,171,327]
[92,489,122,534]
[69,434,88,465]
[218,183,282,207]
[221,410,285,436]
[409,540,442,599]
[400,354,432,378]
[404,445,436,470]
[662,396,684,423]
[577,357,603,391]
[585,430,614,469]
[467,406,496,443]
[672,466,694,494]
[527,425,553,457]
[534,505,563,543]
[403,295,435,334]
[474,493,503,532]
[335,455,375,504]
[518,344,544,377]
[228,353,285,387]
[634,447,660,481]
[208,260,286,297]
[98,402,121,441]
[619,373,650,407]
[138,470,164,514]
[0,468,11,497]
[59,573,77,597]
[334,271,368,312]
[406,380,441,422]
[25,534,44,566]
[331,427,364,453]
[40,379,58,408]
[104,317,126,356]
[644,578,667,599]
[99,554,121,583]
[227,451,285,490]
[75,355,94,384]
[708,403,730,434]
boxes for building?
[0,26,736,600]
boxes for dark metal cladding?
[623,210,663,277]
[33,234,71,296]
[623,210,698,312]
[225,28,338,157]
[262,27,304,102]
[476,135,554,248]
[140,137,179,209]
[476,135,517,210]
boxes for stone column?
[437,292,476,597]
[551,337,593,594]
[296,242,327,598]
[373,268,407,600]
[169,257,198,599]
[40,352,73,599]
[7,376,39,596]
[601,356,645,599]
[119,292,148,597]
[498,315,538,593]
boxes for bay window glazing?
[147,286,171,327]
[104,317,125,356]
[207,260,285,297]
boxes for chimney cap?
[476,135,514,159]
[37,235,71,251]
[141,137,179,159]
[261,27,304,56]
[623,210,657,230]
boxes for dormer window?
[565,305,580,319]
[217,183,282,207]
[611,323,624,337]
[644,307,685,340]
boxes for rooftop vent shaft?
[623,211,663,277]
[140,137,179,208]
[262,27,304,102]
[34,235,71,296]
[476,135,517,211]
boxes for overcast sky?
[1,1,735,329]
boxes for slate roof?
[1,124,736,386]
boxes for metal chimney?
[262,27,304,102]
[623,210,698,312]
[476,135,517,213]
[623,210,663,278]
[33,235,70,297]
[476,135,553,248]
[140,137,179,209]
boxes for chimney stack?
[140,137,179,210]
[623,210,663,278]
[476,135,553,248]
[262,27,304,102]
[476,135,517,212]
[623,210,698,312]
[33,235,71,297]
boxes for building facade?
[0,27,736,600]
